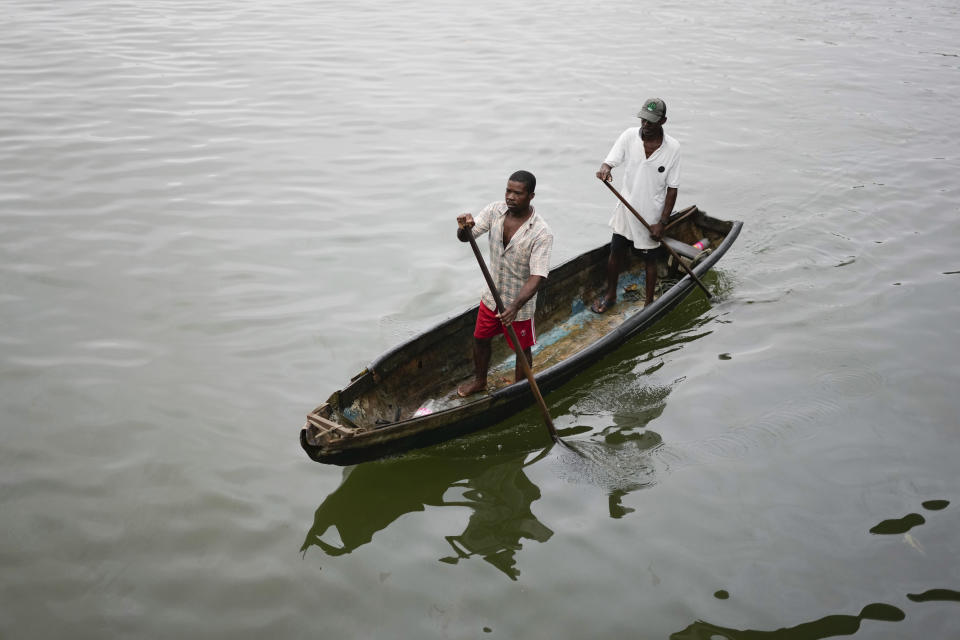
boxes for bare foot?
[457,379,487,397]
[591,297,615,314]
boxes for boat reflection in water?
[301,440,550,580]
[301,397,668,580]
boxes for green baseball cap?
[637,98,666,123]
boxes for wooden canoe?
[301,206,742,465]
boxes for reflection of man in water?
[439,463,553,580]
[301,452,552,580]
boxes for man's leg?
[603,250,624,304]
[458,336,492,397]
[514,346,533,383]
[594,234,630,312]
[644,251,658,305]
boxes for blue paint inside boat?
[532,272,645,356]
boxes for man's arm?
[498,275,545,326]
[458,203,497,241]
[596,129,629,181]
[651,187,678,240]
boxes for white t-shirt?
[603,129,681,249]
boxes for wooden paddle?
[459,222,561,444]
[663,204,698,233]
[598,178,713,299]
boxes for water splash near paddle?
[536,430,662,493]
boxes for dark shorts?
[610,233,663,257]
[474,301,536,350]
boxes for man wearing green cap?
[592,97,680,312]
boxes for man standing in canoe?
[593,97,681,312]
[456,170,554,397]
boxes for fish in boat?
[301,206,742,465]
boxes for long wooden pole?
[662,204,698,233]
[599,178,712,299]
[462,230,560,443]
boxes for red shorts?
[474,301,536,351]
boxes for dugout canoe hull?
[301,207,742,465]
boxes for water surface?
[2,0,959,637]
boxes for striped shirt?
[471,202,553,322]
